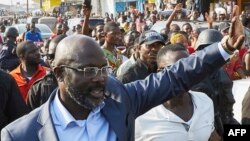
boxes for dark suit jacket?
[1,43,227,141]
[0,70,29,131]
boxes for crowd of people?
[0,2,250,141]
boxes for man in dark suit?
[0,70,29,131]
[1,6,245,141]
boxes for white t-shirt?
[135,91,214,141]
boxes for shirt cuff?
[218,42,231,61]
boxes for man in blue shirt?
[25,22,43,42]
[1,6,245,141]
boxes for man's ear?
[53,67,64,82]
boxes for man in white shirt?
[135,44,220,141]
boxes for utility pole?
[27,0,29,16]
[97,0,102,16]
[40,0,43,9]
[10,0,13,13]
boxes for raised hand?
[222,5,245,53]
[174,3,182,11]
[82,5,92,17]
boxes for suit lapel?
[102,98,127,141]
[37,89,59,141]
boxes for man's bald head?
[53,35,105,67]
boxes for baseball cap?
[218,22,230,32]
[139,30,165,45]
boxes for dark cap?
[218,22,230,32]
[139,30,165,45]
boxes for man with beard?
[0,6,245,140]
[117,30,165,84]
[9,41,47,102]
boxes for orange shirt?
[10,64,47,101]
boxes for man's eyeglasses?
[59,65,112,77]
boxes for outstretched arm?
[122,5,245,117]
[81,5,92,36]
[165,3,182,30]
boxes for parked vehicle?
[38,17,57,31]
[26,16,41,24]
[67,17,104,30]
[5,24,53,40]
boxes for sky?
[0,0,33,6]
[0,0,18,5]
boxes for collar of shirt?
[11,64,46,76]
[51,90,105,129]
[158,92,197,123]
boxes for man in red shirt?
[10,41,47,101]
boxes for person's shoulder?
[31,76,46,86]
[106,75,127,93]
[119,63,137,77]
[38,65,49,72]
[36,32,42,35]
[0,69,11,78]
[25,31,32,35]
[9,65,21,75]
[116,59,133,76]
[3,106,43,133]
[189,90,213,106]
[0,70,15,83]
[32,72,56,86]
